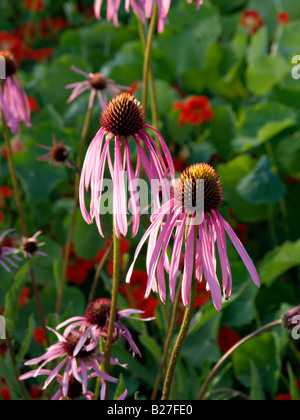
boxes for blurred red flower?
[29,385,44,400]
[33,327,47,346]
[120,269,159,319]
[24,0,45,12]
[18,287,31,308]
[28,97,40,112]
[63,243,94,285]
[174,96,214,126]
[94,238,131,276]
[277,12,290,25]
[217,326,241,354]
[240,10,264,34]
[0,31,53,62]
[0,379,11,401]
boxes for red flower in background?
[94,238,131,276]
[217,326,241,354]
[33,327,47,346]
[277,12,290,25]
[0,379,12,401]
[176,282,211,325]
[120,270,159,319]
[18,287,31,308]
[29,385,44,400]
[0,31,53,62]
[24,0,45,12]
[63,243,94,285]
[28,97,40,112]
[174,96,214,126]
[240,10,264,34]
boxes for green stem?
[151,281,182,400]
[55,101,94,315]
[197,319,282,400]
[142,2,158,120]
[1,111,27,236]
[94,338,105,400]
[1,111,49,342]
[162,278,197,400]
[104,225,121,400]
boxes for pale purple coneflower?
[93,1,203,33]
[79,92,175,239]
[57,298,155,357]
[0,50,31,134]
[37,135,71,168]
[19,327,122,394]
[21,231,47,259]
[66,66,129,110]
[94,0,145,26]
[126,163,260,312]
[0,229,22,272]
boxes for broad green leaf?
[139,335,162,362]
[250,361,265,401]
[233,332,281,394]
[246,56,289,96]
[236,156,286,204]
[259,239,300,286]
[114,374,127,401]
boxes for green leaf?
[250,361,266,401]
[209,105,236,159]
[233,332,281,394]
[236,156,286,204]
[4,261,32,335]
[259,239,300,286]
[17,314,36,364]
[114,374,127,401]
[247,27,269,65]
[139,335,162,362]
[246,56,289,96]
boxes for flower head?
[57,298,155,357]
[283,305,300,331]
[126,163,260,311]
[0,50,31,133]
[21,231,47,259]
[174,96,214,126]
[240,10,264,34]
[38,135,71,168]
[66,66,129,110]
[0,229,22,272]
[19,327,120,396]
[80,92,175,239]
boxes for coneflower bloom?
[57,298,155,357]
[38,135,71,168]
[19,327,121,394]
[79,92,175,238]
[94,1,203,33]
[0,229,22,272]
[21,231,47,259]
[66,66,129,110]
[0,50,31,133]
[126,163,260,311]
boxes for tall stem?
[142,2,158,120]
[1,111,48,342]
[104,225,121,400]
[1,111,27,236]
[197,319,282,400]
[151,282,182,400]
[55,101,94,315]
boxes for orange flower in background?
[240,10,264,34]
[29,385,44,400]
[0,378,12,401]
[174,96,214,126]
[18,287,31,308]
[0,186,13,204]
[63,243,94,285]
[277,12,290,25]
[120,270,159,319]
[24,0,45,12]
[217,326,241,354]
[28,97,40,112]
